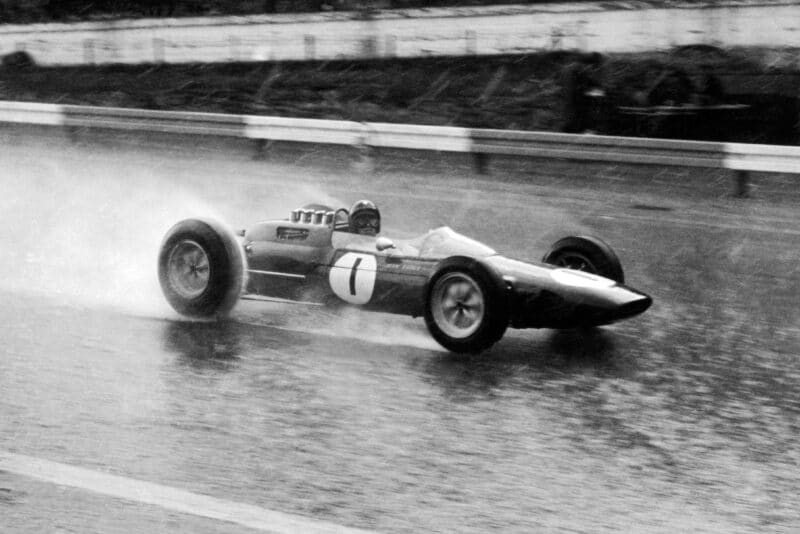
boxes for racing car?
[158,201,652,353]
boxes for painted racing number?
[329,253,377,304]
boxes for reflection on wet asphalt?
[1,131,799,533]
[2,273,798,533]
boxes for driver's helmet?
[349,199,380,236]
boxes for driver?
[349,199,381,236]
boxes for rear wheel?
[424,258,508,353]
[158,219,244,318]
[542,235,624,284]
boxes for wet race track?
[1,127,799,533]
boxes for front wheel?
[542,235,624,284]
[424,258,508,354]
[158,219,244,318]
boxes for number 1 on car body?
[329,253,377,304]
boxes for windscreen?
[408,227,496,259]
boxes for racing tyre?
[542,236,625,284]
[424,257,509,354]
[158,219,244,318]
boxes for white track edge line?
[0,451,375,534]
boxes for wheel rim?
[431,272,485,339]
[166,240,210,299]
[553,251,596,273]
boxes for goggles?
[354,214,379,229]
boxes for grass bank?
[1,47,798,142]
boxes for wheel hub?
[431,273,485,339]
[167,240,210,299]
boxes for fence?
[2,100,798,196]
[2,1,799,65]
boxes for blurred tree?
[43,0,95,20]
[140,0,176,16]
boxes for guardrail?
[2,100,798,196]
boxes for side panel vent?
[276,227,310,241]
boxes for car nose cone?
[610,292,652,321]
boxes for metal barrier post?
[253,139,273,160]
[66,125,81,143]
[735,170,750,197]
[353,134,373,173]
[473,152,489,174]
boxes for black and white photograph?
[1,0,799,532]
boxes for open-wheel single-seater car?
[158,203,652,353]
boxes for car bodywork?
[159,206,652,353]
[239,207,651,329]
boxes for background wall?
[1,1,799,66]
